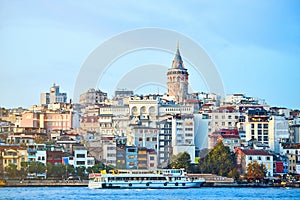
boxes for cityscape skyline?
[1,1,300,109]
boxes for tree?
[198,141,236,177]
[28,161,46,175]
[170,151,191,171]
[245,161,267,182]
[19,162,29,179]
[5,164,18,179]
[46,163,66,179]
[76,166,86,179]
[227,168,240,180]
[86,163,105,174]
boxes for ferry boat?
[88,168,205,189]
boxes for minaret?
[167,44,189,104]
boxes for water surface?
[1,187,300,200]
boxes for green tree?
[5,164,18,179]
[170,151,191,171]
[76,166,86,179]
[86,163,104,174]
[19,162,29,179]
[245,161,267,182]
[198,141,236,177]
[46,162,54,178]
[28,161,46,175]
[46,163,66,179]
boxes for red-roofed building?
[209,129,241,151]
[235,148,273,177]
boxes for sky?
[1,0,300,109]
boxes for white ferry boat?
[88,168,205,189]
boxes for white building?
[171,114,195,163]
[73,145,95,169]
[236,148,274,177]
[268,116,289,153]
[101,136,117,167]
[132,127,158,150]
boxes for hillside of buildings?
[1,47,300,183]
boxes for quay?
[1,174,300,188]
[1,180,88,187]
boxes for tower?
[167,44,189,104]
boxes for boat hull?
[89,180,205,189]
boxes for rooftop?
[241,149,271,156]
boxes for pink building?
[21,111,72,132]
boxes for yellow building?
[0,146,28,171]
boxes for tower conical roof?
[172,44,184,69]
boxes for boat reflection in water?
[88,168,205,189]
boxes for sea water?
[1,187,300,200]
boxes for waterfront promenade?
[2,179,88,187]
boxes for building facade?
[41,84,67,105]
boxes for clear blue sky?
[1,0,299,109]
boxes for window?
[76,154,85,158]
[258,136,262,141]
[150,156,155,161]
[146,137,150,142]
[258,124,262,129]
[263,124,268,129]
[251,124,254,128]
[228,115,232,119]
[128,148,136,153]
[87,160,94,165]
[258,130,262,135]
[249,156,252,160]
[152,137,157,142]
[138,137,143,142]
[258,156,261,160]
[266,157,270,161]
[76,161,85,165]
